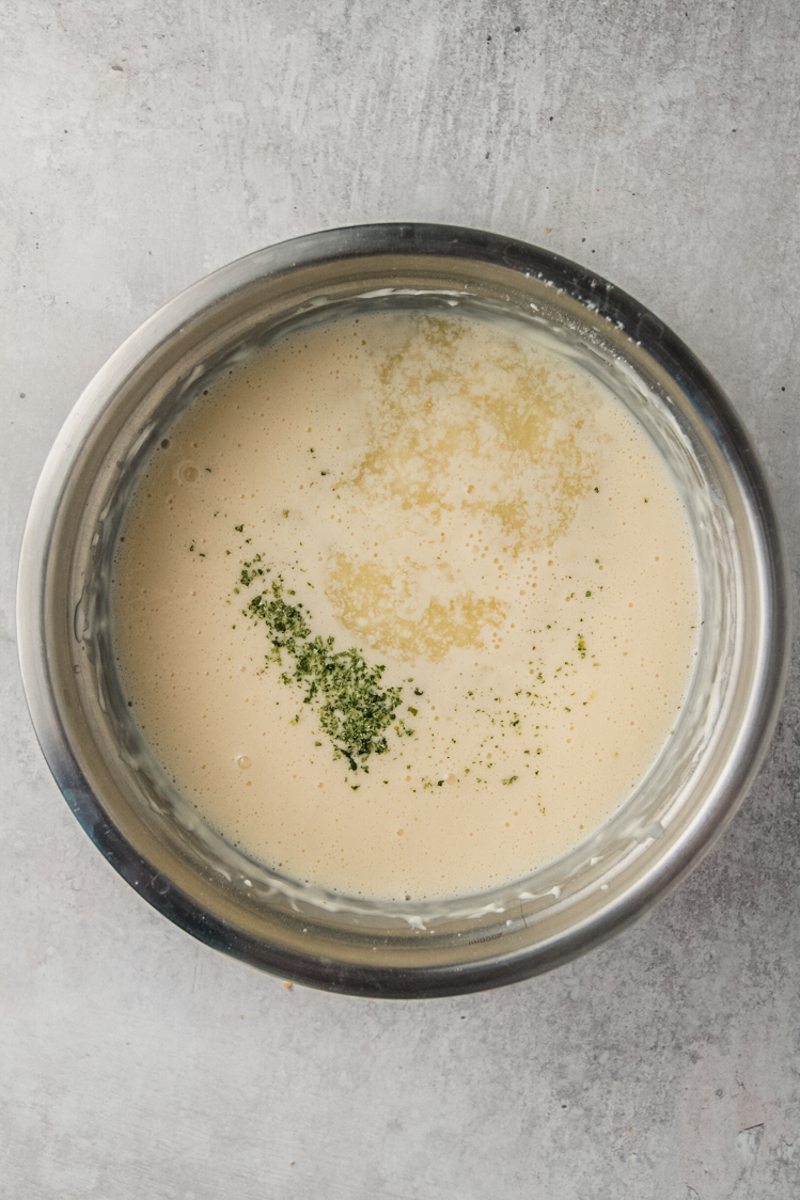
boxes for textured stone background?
[2,2,798,1197]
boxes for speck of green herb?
[239,559,265,586]
[241,569,410,771]
[282,509,290,518]
[593,485,600,493]
[577,634,587,658]
[188,542,195,552]
[502,775,518,786]
[234,523,244,533]
[407,706,418,717]
[320,469,329,476]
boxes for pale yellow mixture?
[113,311,698,901]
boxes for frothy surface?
[113,311,698,901]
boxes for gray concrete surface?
[2,2,799,1197]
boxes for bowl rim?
[16,222,790,997]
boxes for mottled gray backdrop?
[2,2,798,1197]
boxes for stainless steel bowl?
[17,224,788,997]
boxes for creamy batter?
[112,310,698,901]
